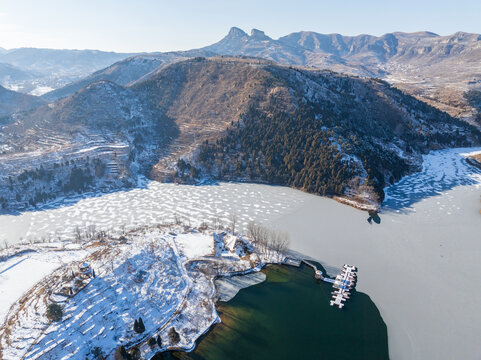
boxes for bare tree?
[247,222,289,260]
[269,230,289,261]
[247,221,259,245]
[174,213,182,225]
[73,226,82,243]
[87,224,97,240]
[211,216,223,230]
[247,222,268,253]
[229,214,238,234]
[200,221,209,231]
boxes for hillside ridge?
[1,57,479,211]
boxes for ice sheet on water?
[0,182,306,246]
[215,271,266,302]
[383,147,481,211]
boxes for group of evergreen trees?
[2,157,108,210]
[193,104,356,197]
[177,79,480,202]
[464,89,481,123]
[111,322,177,360]
[114,345,139,360]
[148,335,162,349]
[133,317,145,333]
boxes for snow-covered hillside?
[2,57,479,213]
[0,225,285,359]
[0,48,135,95]
[42,50,215,102]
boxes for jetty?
[329,264,357,309]
[302,260,324,279]
[285,258,358,309]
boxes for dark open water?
[172,264,389,360]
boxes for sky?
[0,0,480,53]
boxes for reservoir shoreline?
[174,264,389,360]
[1,147,481,359]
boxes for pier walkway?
[329,264,357,309]
[285,258,358,309]
[301,260,323,279]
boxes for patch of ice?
[383,147,481,211]
[215,271,266,302]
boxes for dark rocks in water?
[367,211,381,224]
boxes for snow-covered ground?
[0,245,90,326]
[0,226,282,359]
[1,147,481,359]
[175,232,214,259]
[29,86,54,96]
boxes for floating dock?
[287,258,357,309]
[329,264,357,309]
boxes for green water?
[172,264,389,360]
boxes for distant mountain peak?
[391,31,439,38]
[227,27,248,38]
[250,28,270,40]
[449,31,479,40]
[419,31,439,37]
[223,27,271,41]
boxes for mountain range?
[0,57,479,211]
[206,28,481,73]
[2,27,481,118]
[202,28,481,121]
[0,48,135,94]
[1,28,481,211]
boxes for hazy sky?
[0,0,479,52]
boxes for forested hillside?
[194,105,355,196]
[1,57,479,211]
[172,61,480,208]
